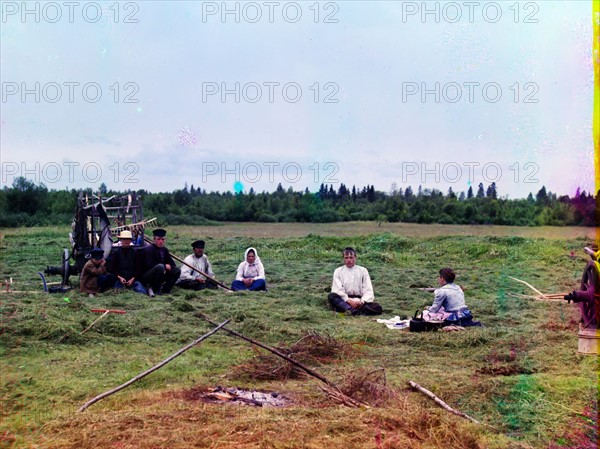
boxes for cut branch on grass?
[506,292,565,302]
[407,380,481,425]
[77,318,230,412]
[199,314,368,408]
[508,276,547,298]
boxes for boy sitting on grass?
[423,268,480,326]
[80,248,115,298]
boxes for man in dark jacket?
[140,229,181,297]
[109,230,146,295]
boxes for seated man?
[231,247,266,291]
[109,230,146,295]
[176,240,217,290]
[80,247,115,297]
[327,247,382,315]
[140,229,181,297]
[423,268,476,325]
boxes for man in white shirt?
[176,240,217,290]
[328,247,382,315]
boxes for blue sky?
[0,1,593,198]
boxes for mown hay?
[334,368,398,407]
[232,331,351,381]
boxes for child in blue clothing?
[423,268,478,325]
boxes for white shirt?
[331,265,375,303]
[178,253,214,282]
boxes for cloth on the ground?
[423,306,472,322]
[441,325,466,332]
[376,316,410,329]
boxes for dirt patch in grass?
[476,365,535,376]
[539,318,580,332]
[547,402,598,449]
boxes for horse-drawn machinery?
[40,191,154,293]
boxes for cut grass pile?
[0,224,597,448]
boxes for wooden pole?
[408,380,481,425]
[508,276,547,298]
[77,318,230,412]
[200,316,366,408]
[80,310,110,334]
[143,236,232,291]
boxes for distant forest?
[0,176,597,227]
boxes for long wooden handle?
[81,310,110,334]
[143,236,232,291]
[78,318,231,412]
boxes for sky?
[0,1,594,198]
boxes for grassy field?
[0,223,597,449]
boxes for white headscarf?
[236,247,265,280]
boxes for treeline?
[0,177,597,227]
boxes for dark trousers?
[141,264,181,293]
[327,293,383,315]
[176,279,218,291]
[97,274,116,292]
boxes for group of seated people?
[80,228,267,298]
[80,229,474,325]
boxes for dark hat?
[90,248,104,260]
[191,240,205,249]
[152,229,167,237]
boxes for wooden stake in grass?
[407,380,481,425]
[77,318,230,412]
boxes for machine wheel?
[581,261,600,293]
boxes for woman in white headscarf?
[231,247,267,291]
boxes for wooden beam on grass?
[200,315,367,408]
[408,380,481,425]
[77,318,230,412]
[508,276,547,298]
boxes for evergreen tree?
[338,183,349,197]
[467,186,474,199]
[489,182,497,199]
[328,185,336,199]
[368,185,375,202]
[536,186,548,204]
[476,183,485,198]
